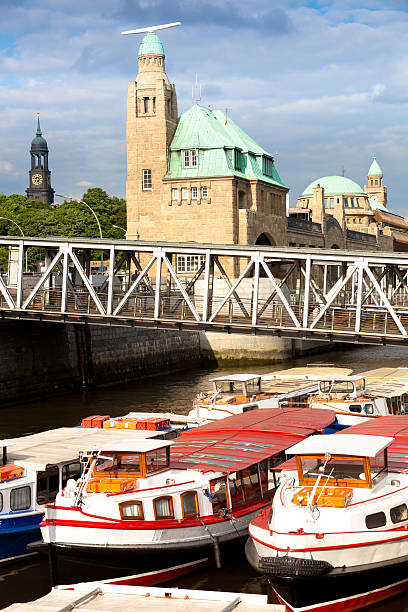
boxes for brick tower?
[126,33,178,240]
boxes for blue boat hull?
[0,512,43,563]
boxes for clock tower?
[26,114,55,204]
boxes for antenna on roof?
[224,107,232,125]
[192,73,202,104]
[121,22,181,35]
[341,165,345,177]
[275,152,279,166]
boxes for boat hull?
[246,537,408,611]
[46,537,244,586]
[0,512,43,564]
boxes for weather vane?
[121,22,181,36]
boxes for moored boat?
[0,425,177,565]
[309,374,408,425]
[188,367,352,423]
[246,417,408,611]
[40,407,336,586]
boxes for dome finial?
[36,112,42,137]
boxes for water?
[1,343,408,610]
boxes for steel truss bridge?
[2,236,408,345]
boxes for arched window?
[119,500,144,520]
[181,491,199,518]
[154,495,174,519]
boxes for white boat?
[0,426,175,565]
[309,374,408,425]
[246,419,408,611]
[188,368,352,424]
[40,407,336,586]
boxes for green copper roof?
[370,199,387,212]
[301,175,365,197]
[166,104,286,187]
[368,156,382,176]
[138,33,164,57]
[31,115,48,150]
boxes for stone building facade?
[126,32,394,264]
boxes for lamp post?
[56,194,104,271]
[0,217,28,272]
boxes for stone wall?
[0,321,203,405]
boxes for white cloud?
[77,181,94,187]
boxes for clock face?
[32,173,43,186]
[369,195,378,205]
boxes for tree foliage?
[0,189,127,270]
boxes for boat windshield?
[299,455,367,484]
[94,453,141,474]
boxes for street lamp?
[0,216,28,272]
[56,194,104,271]
[112,224,126,234]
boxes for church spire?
[36,113,42,137]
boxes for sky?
[1,0,408,213]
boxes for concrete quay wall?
[0,321,329,405]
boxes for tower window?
[375,179,378,185]
[142,169,152,190]
[153,97,156,113]
[181,188,188,200]
[201,186,208,199]
[191,187,198,200]
[171,188,178,201]
[330,198,334,208]
[324,198,328,208]
[183,150,198,168]
[143,97,150,113]
[345,198,349,207]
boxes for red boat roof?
[171,408,335,474]
[339,416,408,472]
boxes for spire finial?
[36,112,42,136]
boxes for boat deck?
[3,585,284,611]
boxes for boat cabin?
[317,376,365,399]
[84,440,172,494]
[208,374,263,403]
[287,434,394,508]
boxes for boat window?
[228,472,245,507]
[390,503,408,524]
[319,381,332,393]
[95,454,141,474]
[154,496,174,519]
[241,465,262,502]
[146,447,169,474]
[355,379,365,392]
[243,404,258,412]
[331,381,355,394]
[62,462,81,488]
[259,459,276,493]
[366,511,386,529]
[364,404,374,415]
[349,404,362,413]
[119,500,144,520]
[246,378,261,394]
[181,491,199,518]
[210,477,229,512]
[299,455,367,485]
[11,485,31,511]
[37,466,59,504]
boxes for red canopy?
[171,407,335,474]
[339,416,408,472]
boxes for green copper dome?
[368,156,382,176]
[31,116,48,151]
[138,32,164,57]
[301,175,365,197]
